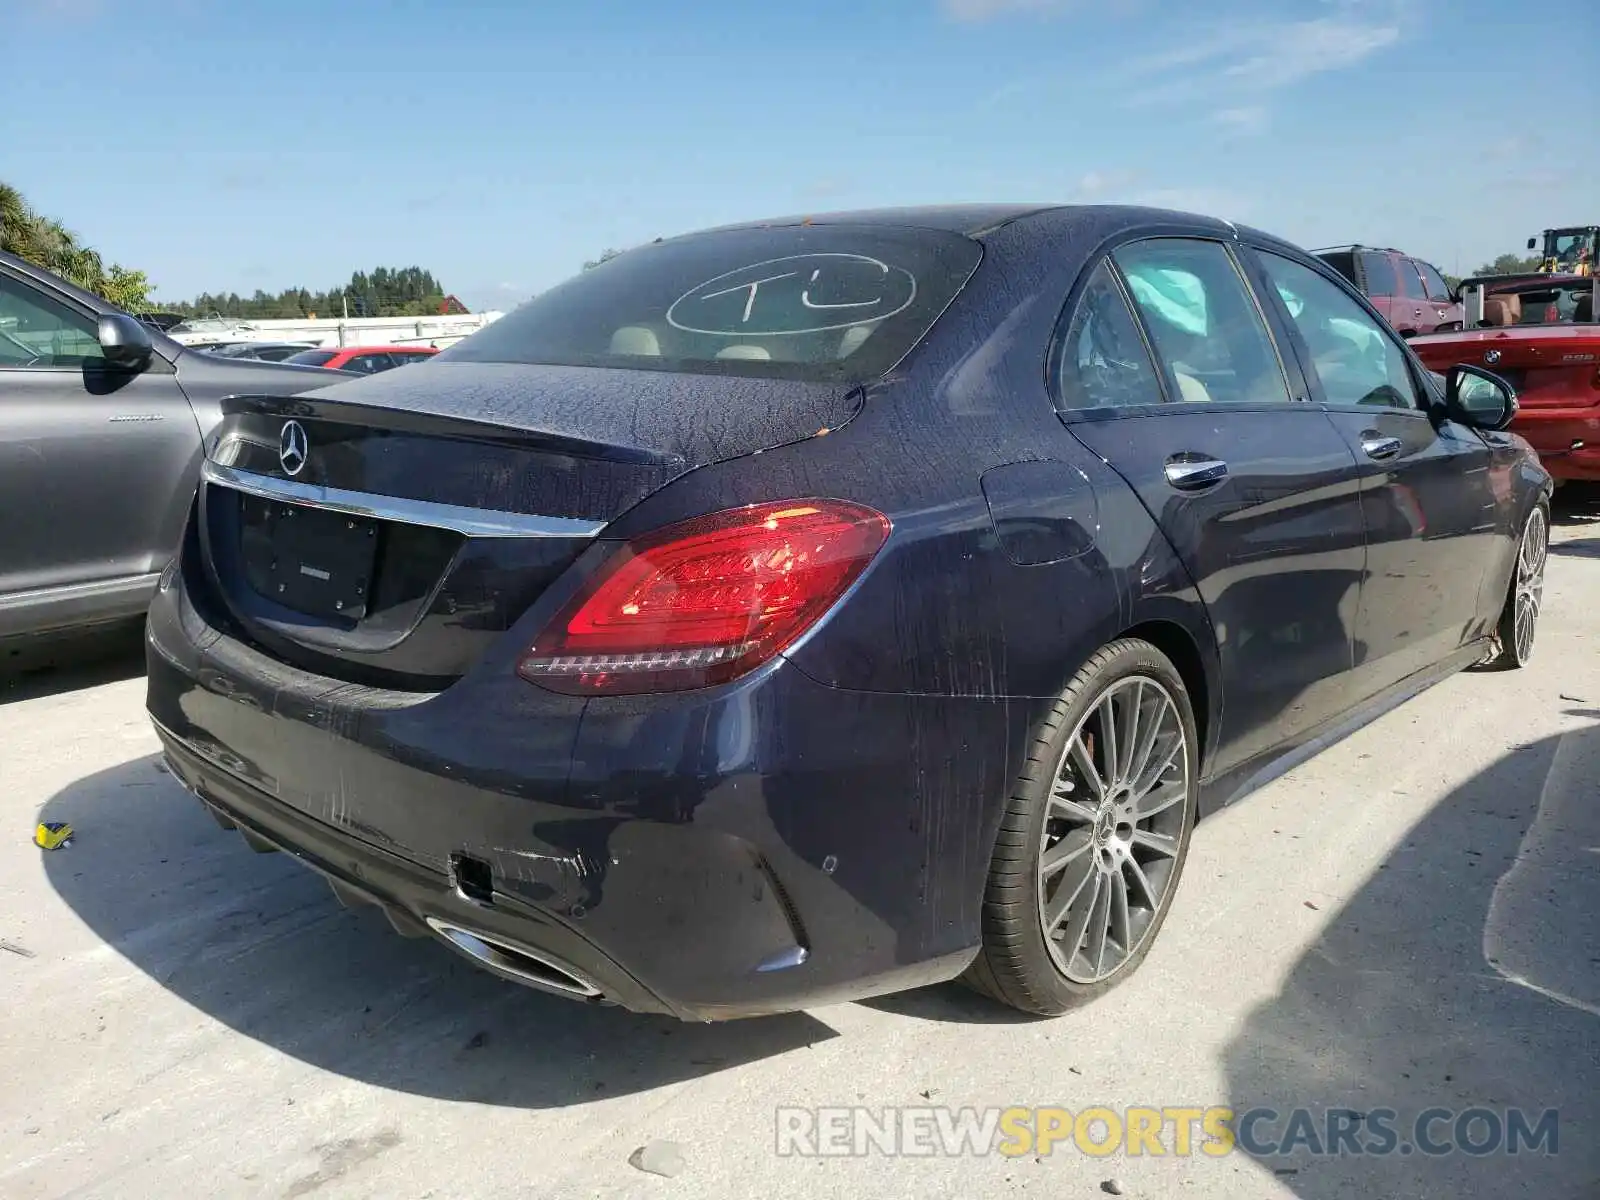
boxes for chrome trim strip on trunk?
[200,461,607,540]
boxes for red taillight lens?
[517,499,890,695]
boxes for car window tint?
[442,224,983,383]
[286,349,336,366]
[1112,238,1293,406]
[1359,252,1398,297]
[1417,262,1452,303]
[1317,250,1358,287]
[0,274,105,368]
[1054,261,1163,410]
[1397,262,1428,300]
[1258,252,1422,411]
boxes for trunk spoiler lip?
[199,460,608,541]
[215,393,686,469]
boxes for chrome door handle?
[1164,457,1229,489]
[1361,435,1404,461]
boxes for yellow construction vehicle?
[1527,226,1597,276]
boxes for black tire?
[1480,502,1549,671]
[963,638,1199,1016]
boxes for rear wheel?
[1482,503,1548,670]
[964,639,1198,1016]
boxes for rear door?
[1356,251,1402,330]
[1413,260,1462,332]
[0,268,199,625]
[1059,238,1368,775]
[1392,257,1432,337]
[1249,248,1500,695]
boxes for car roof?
[663,203,1246,244]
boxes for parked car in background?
[203,341,321,362]
[1413,276,1600,482]
[0,249,353,647]
[147,204,1547,1023]
[1314,244,1463,336]
[284,344,438,373]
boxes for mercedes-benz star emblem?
[279,420,309,477]
[1485,349,1502,366]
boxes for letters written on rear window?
[667,254,918,336]
[443,225,983,383]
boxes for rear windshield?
[440,224,984,381]
[1316,250,1357,287]
[286,349,337,366]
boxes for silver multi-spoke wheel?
[1037,675,1190,985]
[1512,506,1547,663]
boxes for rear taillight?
[517,499,890,695]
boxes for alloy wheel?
[1514,507,1548,663]
[1036,675,1191,985]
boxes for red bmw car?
[1412,277,1599,481]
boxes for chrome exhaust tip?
[424,918,603,999]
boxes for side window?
[1417,262,1452,303]
[1257,252,1422,411]
[1359,251,1398,298]
[1112,238,1294,406]
[1397,262,1428,301]
[1055,261,1163,411]
[0,274,105,368]
[345,353,391,373]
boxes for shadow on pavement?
[40,755,834,1108]
[1551,483,1600,528]
[1223,723,1600,1199]
[1550,537,1600,561]
[1,621,146,705]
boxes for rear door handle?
[1163,456,1229,489]
[1361,435,1404,461]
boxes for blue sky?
[6,0,1596,311]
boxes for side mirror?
[97,313,154,371]
[1444,364,1517,431]
[1527,237,1538,251]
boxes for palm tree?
[1,181,151,309]
[0,181,47,264]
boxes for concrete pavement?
[2,508,1597,1199]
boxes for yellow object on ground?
[33,821,73,850]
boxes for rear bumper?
[1515,412,1600,480]
[145,565,1017,1020]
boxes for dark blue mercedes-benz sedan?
[145,204,1550,1020]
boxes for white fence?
[170,312,503,350]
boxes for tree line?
[165,266,455,320]
[3,182,457,319]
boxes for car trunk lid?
[194,361,862,689]
[1412,327,1600,409]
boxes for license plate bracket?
[239,497,379,620]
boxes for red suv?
[1313,245,1463,337]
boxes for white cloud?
[1129,187,1253,220]
[942,0,1140,21]
[1213,105,1269,134]
[1124,9,1403,105]
[1073,169,1144,199]
[942,0,1077,19]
